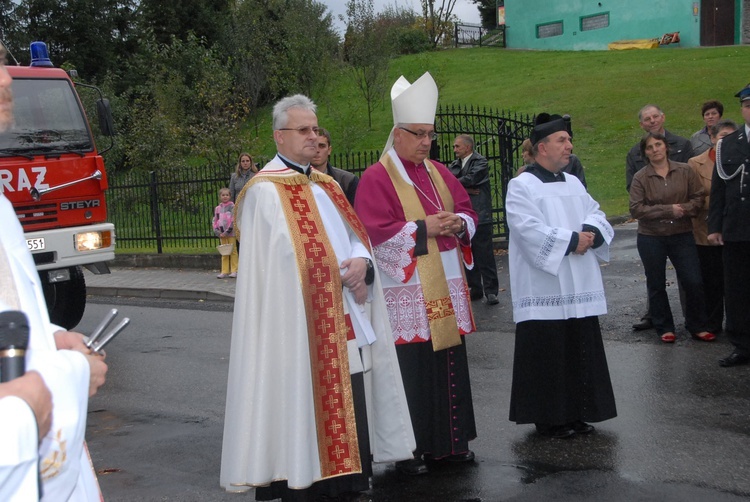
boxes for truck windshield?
[0,77,94,155]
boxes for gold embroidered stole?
[312,171,372,254]
[274,176,361,479]
[380,154,462,351]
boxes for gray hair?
[709,119,738,137]
[455,134,475,149]
[272,94,317,130]
[638,104,663,122]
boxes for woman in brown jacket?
[688,120,738,334]
[630,132,715,343]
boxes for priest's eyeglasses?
[277,126,320,136]
[399,127,438,141]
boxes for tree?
[5,0,138,83]
[344,0,391,129]
[419,0,458,48]
[469,0,496,29]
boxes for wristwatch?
[364,258,375,285]
[455,218,467,238]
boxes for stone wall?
[744,0,750,44]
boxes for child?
[213,188,238,278]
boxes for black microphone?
[0,311,30,382]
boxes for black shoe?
[486,294,499,305]
[719,350,750,368]
[632,318,653,331]
[395,458,428,476]
[535,423,575,439]
[570,421,595,434]
[443,450,475,463]
[470,291,483,301]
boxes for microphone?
[0,311,30,382]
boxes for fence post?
[455,23,459,48]
[149,170,163,254]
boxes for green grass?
[246,45,750,218]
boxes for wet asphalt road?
[84,222,750,501]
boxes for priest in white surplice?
[220,94,415,501]
[0,46,107,501]
[506,113,617,440]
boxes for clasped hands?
[426,211,464,238]
[574,231,595,255]
[341,257,369,305]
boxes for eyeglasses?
[277,126,320,136]
[399,127,438,141]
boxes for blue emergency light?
[29,41,53,67]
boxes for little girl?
[213,187,238,278]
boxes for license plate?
[26,238,46,251]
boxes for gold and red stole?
[379,153,462,351]
[269,171,363,479]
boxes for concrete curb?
[87,286,235,302]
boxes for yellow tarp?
[608,39,659,50]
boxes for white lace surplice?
[373,222,474,343]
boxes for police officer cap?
[735,82,750,103]
[530,113,571,146]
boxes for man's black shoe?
[470,291,483,301]
[395,458,428,476]
[443,450,475,463]
[570,421,595,434]
[486,294,499,305]
[535,423,575,439]
[719,350,750,368]
[632,318,653,331]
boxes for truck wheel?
[42,266,87,330]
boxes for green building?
[504,0,749,50]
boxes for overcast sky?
[325,0,482,34]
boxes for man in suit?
[449,134,499,305]
[626,104,694,331]
[311,127,359,206]
[708,83,750,367]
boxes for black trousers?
[696,244,724,332]
[466,222,498,297]
[724,242,750,355]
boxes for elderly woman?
[629,132,715,343]
[688,119,738,333]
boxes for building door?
[701,0,736,46]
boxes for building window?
[581,12,609,31]
[536,21,563,39]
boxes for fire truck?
[1,42,115,329]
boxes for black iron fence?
[107,106,533,252]
[454,23,506,48]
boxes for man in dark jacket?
[311,128,359,206]
[708,83,750,367]
[449,134,499,305]
[625,104,694,191]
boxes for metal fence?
[107,106,533,252]
[454,23,506,48]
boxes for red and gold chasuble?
[274,176,362,479]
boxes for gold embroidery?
[40,429,67,480]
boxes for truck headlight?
[76,230,112,251]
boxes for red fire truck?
[1,42,115,329]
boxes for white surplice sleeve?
[506,177,573,277]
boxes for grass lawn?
[245,45,750,219]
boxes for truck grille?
[14,202,58,227]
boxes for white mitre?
[383,71,439,152]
